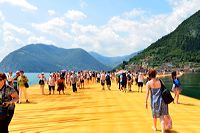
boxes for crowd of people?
[36,70,147,94]
[0,69,183,133]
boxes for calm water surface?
[24,73,50,85]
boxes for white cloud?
[0,0,38,11]
[0,22,33,61]
[2,22,30,49]
[64,10,87,21]
[123,8,145,18]
[48,10,56,16]
[32,17,67,30]
[28,36,55,44]
[3,22,31,36]
[32,17,72,42]
[0,11,5,21]
[71,22,99,34]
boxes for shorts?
[49,86,55,91]
[80,79,84,83]
[138,82,143,87]
[101,80,105,86]
[121,82,127,88]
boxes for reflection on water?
[162,73,200,100]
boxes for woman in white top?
[47,73,55,95]
[38,72,46,95]
[100,71,106,90]
[7,72,13,86]
[137,73,144,92]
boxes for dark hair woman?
[145,69,169,133]
[0,72,19,133]
[171,71,182,104]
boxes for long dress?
[150,88,168,118]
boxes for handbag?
[0,106,8,120]
[160,79,174,104]
[39,80,45,85]
[24,82,29,88]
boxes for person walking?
[127,72,133,92]
[57,75,66,95]
[38,72,46,95]
[70,71,78,92]
[171,71,182,104]
[80,72,85,89]
[17,70,30,103]
[100,71,106,90]
[0,72,19,133]
[47,73,56,95]
[145,69,169,133]
[116,73,121,90]
[7,72,13,86]
[138,72,144,92]
[13,71,20,94]
[121,73,127,92]
[105,72,111,90]
[96,73,101,83]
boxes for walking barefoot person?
[145,69,169,133]
[80,72,85,89]
[121,73,127,92]
[38,72,46,95]
[70,71,78,93]
[138,72,144,92]
[18,70,30,103]
[100,71,106,90]
[171,71,182,104]
[57,75,66,95]
[105,72,111,90]
[47,73,55,95]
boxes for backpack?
[106,75,110,81]
[127,74,131,81]
[39,79,45,85]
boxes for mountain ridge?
[89,51,139,68]
[0,44,112,72]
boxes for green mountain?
[127,10,200,68]
[89,51,139,68]
[0,44,111,72]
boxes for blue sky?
[0,0,199,61]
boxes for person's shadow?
[156,130,179,133]
[165,130,179,133]
[179,103,196,106]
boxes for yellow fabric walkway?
[10,82,200,133]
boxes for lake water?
[161,72,200,100]
[24,73,50,85]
